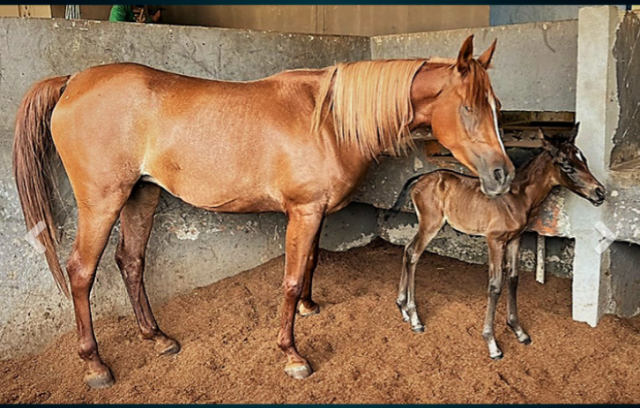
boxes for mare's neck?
[408,64,452,129]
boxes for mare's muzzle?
[478,159,515,198]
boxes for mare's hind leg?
[505,237,531,345]
[115,182,180,355]
[397,216,443,332]
[297,221,323,316]
[483,237,507,360]
[67,194,129,389]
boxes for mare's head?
[541,124,605,206]
[411,35,514,197]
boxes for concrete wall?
[489,6,628,26]
[371,20,579,113]
[600,10,640,319]
[490,6,586,26]
[0,17,370,359]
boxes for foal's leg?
[397,216,442,332]
[505,237,531,345]
[483,237,507,360]
[278,204,324,380]
[67,196,128,389]
[115,182,180,355]
[297,221,323,316]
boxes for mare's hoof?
[284,361,313,380]
[297,301,320,317]
[411,325,425,333]
[490,352,504,361]
[84,368,115,389]
[155,336,181,356]
[521,336,532,346]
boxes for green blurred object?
[109,5,136,22]
[109,5,162,23]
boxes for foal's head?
[412,35,515,198]
[542,124,606,206]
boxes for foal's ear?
[456,35,474,74]
[478,39,497,69]
[567,122,580,143]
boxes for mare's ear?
[456,35,474,75]
[478,39,497,69]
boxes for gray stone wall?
[370,20,579,113]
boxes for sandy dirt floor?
[2,239,640,404]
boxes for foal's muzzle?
[589,186,606,206]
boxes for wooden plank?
[500,111,575,127]
[413,127,574,157]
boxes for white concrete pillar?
[569,6,620,326]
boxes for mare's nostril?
[493,168,505,184]
[595,187,606,201]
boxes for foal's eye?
[464,105,473,113]
[561,165,576,174]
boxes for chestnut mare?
[389,125,605,360]
[13,35,513,388]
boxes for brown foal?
[391,125,605,359]
[13,35,514,388]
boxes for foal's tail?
[13,75,71,298]
[384,173,427,221]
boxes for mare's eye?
[464,105,473,113]
[561,164,575,174]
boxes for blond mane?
[311,59,427,158]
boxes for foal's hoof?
[490,351,504,361]
[284,361,313,380]
[520,336,532,346]
[297,301,320,317]
[411,325,425,333]
[84,368,115,389]
[154,336,181,356]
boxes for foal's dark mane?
[509,151,552,195]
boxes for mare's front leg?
[278,204,324,379]
[505,237,531,345]
[483,237,507,360]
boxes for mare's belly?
[141,174,284,213]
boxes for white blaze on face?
[487,93,506,155]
